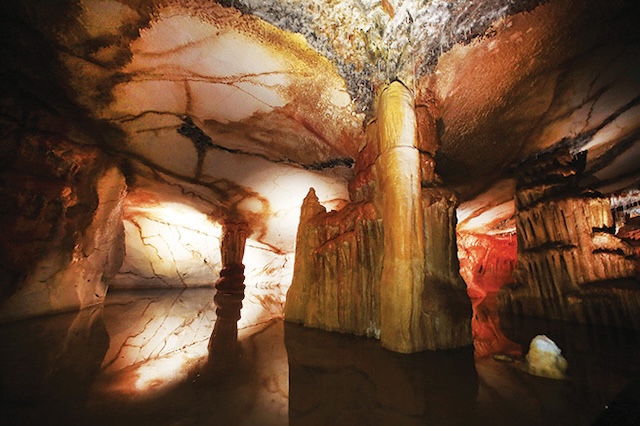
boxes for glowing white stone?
[523,335,568,380]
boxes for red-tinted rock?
[458,232,517,297]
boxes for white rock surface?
[523,335,568,380]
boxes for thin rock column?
[208,220,249,363]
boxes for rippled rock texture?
[286,82,472,353]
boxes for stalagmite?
[285,82,472,353]
[522,335,568,380]
[209,220,249,362]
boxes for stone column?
[376,81,427,353]
[284,81,471,353]
[375,82,472,353]
[208,220,249,363]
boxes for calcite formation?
[500,151,639,327]
[458,232,517,298]
[427,0,640,196]
[456,179,518,298]
[225,0,542,112]
[0,0,638,343]
[286,82,472,353]
[285,188,383,338]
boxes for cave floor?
[1,289,640,425]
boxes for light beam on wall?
[114,201,223,288]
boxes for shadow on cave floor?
[0,289,639,425]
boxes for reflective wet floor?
[1,289,639,425]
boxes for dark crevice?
[583,130,640,178]
[592,226,616,234]
[174,114,353,171]
[306,158,355,170]
[511,94,640,175]
[521,242,577,254]
[592,248,628,256]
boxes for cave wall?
[0,133,127,323]
[1,0,637,336]
[427,0,640,328]
[499,151,639,327]
[0,0,316,325]
[285,82,472,353]
[109,182,224,290]
[0,0,132,323]
[458,232,517,298]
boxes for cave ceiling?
[1,0,639,251]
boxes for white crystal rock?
[523,335,568,380]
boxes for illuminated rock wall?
[111,190,224,290]
[500,151,639,327]
[286,82,472,353]
[107,170,293,323]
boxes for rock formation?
[0,134,127,322]
[286,82,472,353]
[209,221,249,365]
[522,335,568,380]
[458,232,517,298]
[500,150,639,327]
[0,0,638,352]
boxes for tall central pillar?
[377,82,426,353]
[284,81,471,353]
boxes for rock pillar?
[284,82,472,353]
[209,221,249,360]
[375,82,472,352]
[376,82,427,352]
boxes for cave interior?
[1,0,640,424]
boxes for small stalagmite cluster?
[286,82,472,353]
